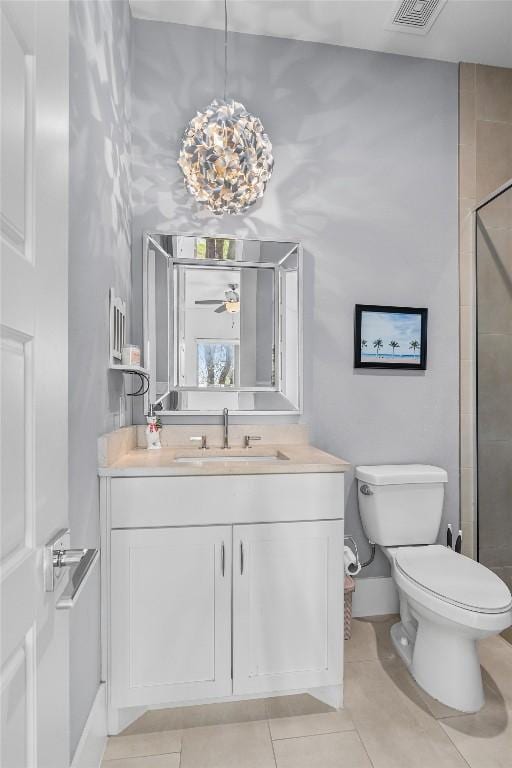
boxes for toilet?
[355,464,512,713]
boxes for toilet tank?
[355,465,448,546]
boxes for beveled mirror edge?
[142,231,303,417]
[145,230,301,272]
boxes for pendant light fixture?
[177,0,274,215]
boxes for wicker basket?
[344,575,356,640]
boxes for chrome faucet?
[222,408,230,449]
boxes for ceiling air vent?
[387,0,447,35]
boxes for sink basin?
[175,452,289,464]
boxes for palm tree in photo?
[389,340,400,357]
[409,339,420,355]
[373,338,383,357]
[361,339,367,350]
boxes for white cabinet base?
[106,685,344,736]
[310,684,343,710]
[107,704,147,738]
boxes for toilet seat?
[395,545,512,614]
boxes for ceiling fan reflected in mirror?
[195,283,240,314]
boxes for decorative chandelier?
[177,1,274,215]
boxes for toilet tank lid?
[355,464,448,485]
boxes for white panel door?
[233,521,344,695]
[110,527,232,707]
[0,2,69,767]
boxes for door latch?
[44,528,85,592]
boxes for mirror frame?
[142,232,303,416]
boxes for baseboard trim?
[352,576,399,618]
[71,683,107,768]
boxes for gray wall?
[131,20,459,577]
[69,0,132,754]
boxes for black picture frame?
[354,304,428,370]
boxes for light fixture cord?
[223,0,228,101]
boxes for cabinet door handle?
[240,541,244,575]
[221,542,225,577]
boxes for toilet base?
[390,621,414,668]
[390,615,484,713]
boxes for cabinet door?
[110,527,232,707]
[233,520,344,695]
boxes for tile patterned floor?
[102,615,512,768]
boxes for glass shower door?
[476,181,512,643]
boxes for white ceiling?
[129,0,512,68]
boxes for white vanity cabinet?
[101,471,346,728]
[233,521,343,695]
[110,526,232,707]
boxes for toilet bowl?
[384,544,511,712]
[356,464,512,713]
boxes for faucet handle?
[190,435,208,449]
[244,435,262,449]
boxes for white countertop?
[98,443,351,477]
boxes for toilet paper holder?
[344,536,362,576]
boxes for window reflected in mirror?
[197,342,238,387]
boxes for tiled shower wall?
[459,63,512,559]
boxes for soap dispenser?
[145,404,162,450]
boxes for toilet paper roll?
[344,545,361,576]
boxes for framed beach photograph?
[354,305,428,370]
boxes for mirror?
[143,234,302,414]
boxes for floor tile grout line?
[346,721,377,768]
[432,718,473,768]
[266,719,279,768]
[104,749,182,759]
[357,739,377,768]
[269,720,380,768]
[270,726,357,742]
[103,753,181,764]
[436,719,474,768]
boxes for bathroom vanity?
[99,426,349,734]
[100,235,349,733]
